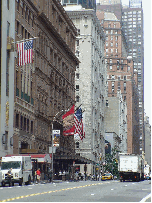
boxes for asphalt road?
[0,179,151,202]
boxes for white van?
[1,156,32,187]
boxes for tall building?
[96,0,144,155]
[97,11,140,154]
[122,0,144,155]
[0,0,79,160]
[64,5,106,175]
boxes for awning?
[30,154,52,163]
[5,154,52,163]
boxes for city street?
[0,180,151,202]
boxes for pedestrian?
[36,168,41,183]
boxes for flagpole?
[15,37,39,44]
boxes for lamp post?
[51,110,64,182]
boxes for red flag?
[62,105,75,136]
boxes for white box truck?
[118,153,144,182]
[1,155,32,187]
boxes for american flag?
[17,40,33,66]
[74,108,85,140]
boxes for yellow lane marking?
[0,182,103,202]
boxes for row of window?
[123,11,141,15]
[106,48,118,54]
[16,0,34,26]
[16,21,32,39]
[108,75,128,80]
[106,42,118,47]
[106,36,118,41]
[106,30,118,35]
[16,113,34,134]
[111,83,127,93]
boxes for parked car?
[101,173,113,181]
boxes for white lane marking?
[142,189,148,190]
[132,183,135,184]
[125,185,127,186]
[140,193,151,202]
[111,189,114,190]
[0,188,3,189]
[28,188,32,189]
[91,194,95,196]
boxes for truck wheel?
[2,182,5,187]
[19,179,22,186]
[9,181,12,187]
[12,182,14,186]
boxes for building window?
[76,40,79,46]
[118,82,120,90]
[76,85,79,91]
[108,24,111,28]
[106,30,108,34]
[17,0,20,11]
[111,30,113,34]
[76,142,79,149]
[111,42,113,47]
[115,36,118,41]
[106,100,109,107]
[116,49,118,53]
[112,75,115,80]
[16,114,19,128]
[7,22,10,37]
[124,76,126,80]
[76,73,79,79]
[111,36,113,40]
[124,96,126,100]
[110,65,112,70]
[116,43,118,47]
[111,49,113,53]
[24,117,26,131]
[21,26,24,38]
[20,115,23,130]
[76,96,79,102]
[106,42,108,47]
[7,0,9,10]
[31,121,33,134]
[115,30,118,34]
[17,21,19,35]
[27,119,29,133]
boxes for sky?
[96,0,152,125]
